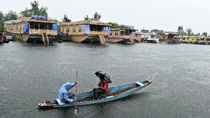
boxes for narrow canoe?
[38,80,152,109]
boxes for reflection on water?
[0,41,210,118]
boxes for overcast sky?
[1,0,210,33]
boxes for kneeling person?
[58,82,77,105]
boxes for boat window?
[30,22,39,29]
[110,32,112,36]
[66,26,69,32]
[78,25,82,32]
[40,23,47,30]
[115,32,118,36]
[46,23,53,30]
[73,26,76,32]
[90,25,103,32]
[120,31,125,35]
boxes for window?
[73,26,76,32]
[78,25,82,32]
[115,32,118,36]
[66,26,69,32]
[47,23,52,30]
[30,22,39,29]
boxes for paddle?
[74,71,79,114]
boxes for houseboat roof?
[111,28,136,31]
[3,20,13,24]
[60,20,111,26]
[6,17,58,24]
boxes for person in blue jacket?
[58,82,77,104]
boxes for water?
[0,41,210,118]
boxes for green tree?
[84,15,89,21]
[151,29,164,34]
[62,14,71,22]
[3,11,18,21]
[202,32,207,37]
[178,26,183,32]
[0,11,4,21]
[186,28,193,36]
[0,11,4,32]
[93,12,101,19]
[20,1,48,17]
[177,26,187,35]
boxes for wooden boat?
[140,32,159,43]
[58,19,111,45]
[38,80,152,109]
[0,32,9,43]
[205,37,210,45]
[3,16,58,44]
[159,32,180,44]
[108,28,136,44]
[197,37,206,44]
[179,36,189,43]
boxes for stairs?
[41,32,50,44]
[98,34,106,45]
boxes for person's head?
[99,74,105,81]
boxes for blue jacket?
[58,82,76,103]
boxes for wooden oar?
[74,71,78,113]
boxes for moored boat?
[3,15,58,44]
[58,19,111,45]
[108,28,136,44]
[38,80,152,109]
[159,32,180,44]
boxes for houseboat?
[58,19,111,45]
[131,32,141,42]
[179,36,189,43]
[0,32,9,44]
[4,15,58,44]
[197,36,206,44]
[140,32,159,43]
[108,28,136,44]
[159,32,180,44]
[205,37,210,44]
[188,36,198,44]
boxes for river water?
[0,41,210,118]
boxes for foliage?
[0,12,4,32]
[0,11,4,21]
[62,14,71,22]
[0,11,18,32]
[93,12,101,19]
[177,26,187,35]
[84,15,89,21]
[151,29,164,34]
[3,11,18,22]
[202,32,207,37]
[20,1,48,17]
[108,22,134,29]
[186,28,193,36]
[178,26,183,32]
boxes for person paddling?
[58,82,77,105]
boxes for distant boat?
[38,80,152,109]
[58,19,111,45]
[159,32,180,44]
[108,28,136,45]
[3,15,58,44]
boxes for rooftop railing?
[29,29,57,35]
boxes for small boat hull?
[38,80,152,109]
